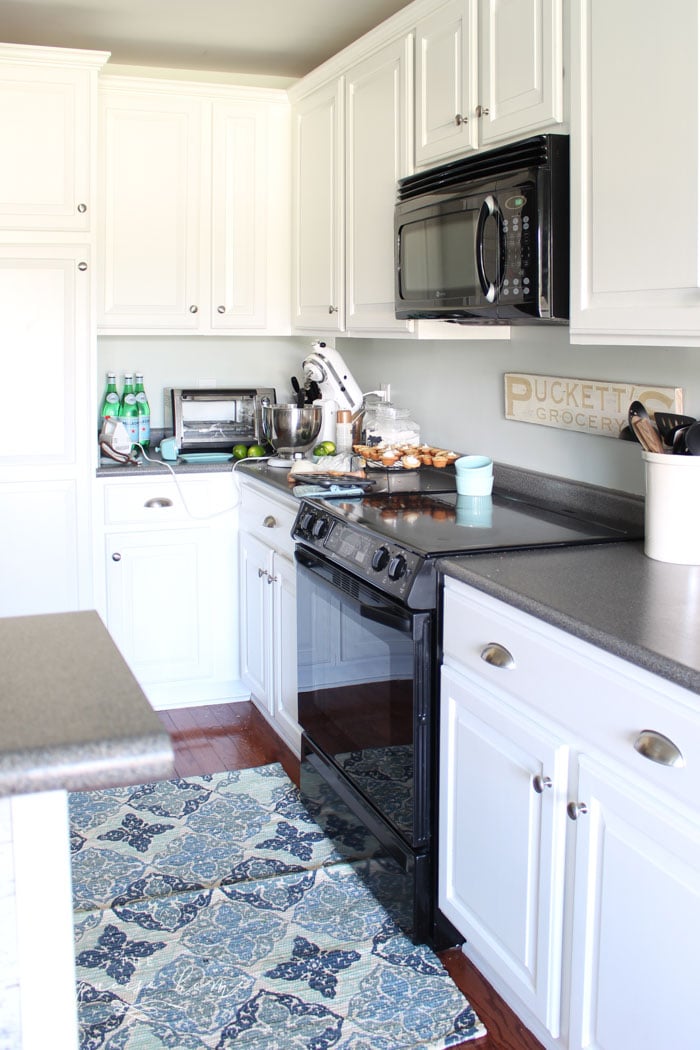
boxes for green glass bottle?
[99,371,120,435]
[118,372,139,446]
[134,372,151,448]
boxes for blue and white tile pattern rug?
[69,763,486,1049]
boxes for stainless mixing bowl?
[261,404,323,456]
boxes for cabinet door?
[0,54,101,232]
[345,36,413,334]
[106,528,219,703]
[415,0,478,166]
[568,756,700,1050]
[571,0,700,345]
[239,529,273,712]
[440,664,569,1035]
[479,0,564,147]
[0,246,92,615]
[98,86,203,330]
[291,80,344,331]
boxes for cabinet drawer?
[239,483,297,557]
[443,577,700,814]
[102,476,235,526]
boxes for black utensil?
[683,421,700,455]
[307,381,321,404]
[653,411,696,446]
[290,376,304,408]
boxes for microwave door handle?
[476,195,502,303]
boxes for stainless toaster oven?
[171,388,275,453]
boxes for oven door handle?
[360,603,413,633]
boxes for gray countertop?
[440,543,700,695]
[0,610,174,797]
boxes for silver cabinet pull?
[217,305,226,314]
[454,113,467,126]
[328,305,338,314]
[532,774,552,794]
[266,573,278,585]
[634,730,685,768]
[263,515,277,528]
[567,801,588,821]
[111,552,121,562]
[78,261,88,271]
[258,567,267,579]
[189,304,198,314]
[480,642,515,669]
[144,497,173,508]
[475,104,490,118]
[77,202,87,213]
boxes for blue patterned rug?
[69,763,486,1049]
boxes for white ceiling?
[0,0,416,79]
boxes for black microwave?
[394,134,569,324]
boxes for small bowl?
[455,455,493,476]
[456,472,494,496]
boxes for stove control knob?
[299,511,315,533]
[312,516,329,540]
[371,546,390,571]
[388,553,408,580]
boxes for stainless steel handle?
[266,573,278,585]
[454,113,467,126]
[567,801,588,821]
[217,305,226,314]
[144,497,173,508]
[480,643,515,670]
[634,730,685,768]
[533,774,552,794]
[77,203,87,213]
[263,515,277,528]
[111,552,121,562]
[328,305,338,314]
[189,304,198,314]
[258,567,267,579]
[78,261,88,271]
[475,104,490,118]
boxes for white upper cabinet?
[415,0,565,167]
[0,44,108,233]
[97,77,290,335]
[291,79,345,332]
[570,0,700,346]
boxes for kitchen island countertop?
[441,542,700,695]
[0,610,174,797]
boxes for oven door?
[295,544,434,849]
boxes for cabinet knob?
[112,552,121,562]
[77,202,87,214]
[480,642,515,669]
[633,730,685,768]
[144,497,173,508]
[78,261,88,271]
[258,567,267,579]
[217,305,226,314]
[454,113,467,126]
[266,573,278,584]
[263,515,277,528]
[532,774,552,794]
[475,105,490,118]
[328,305,338,314]
[189,304,199,314]
[567,801,588,821]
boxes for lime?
[247,444,266,458]
[313,444,328,457]
[232,444,248,459]
[320,440,336,454]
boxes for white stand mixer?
[302,342,364,446]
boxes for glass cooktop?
[322,489,639,557]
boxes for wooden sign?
[504,374,684,438]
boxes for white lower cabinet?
[238,478,299,754]
[440,576,700,1050]
[95,474,243,710]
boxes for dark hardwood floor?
[157,700,545,1050]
